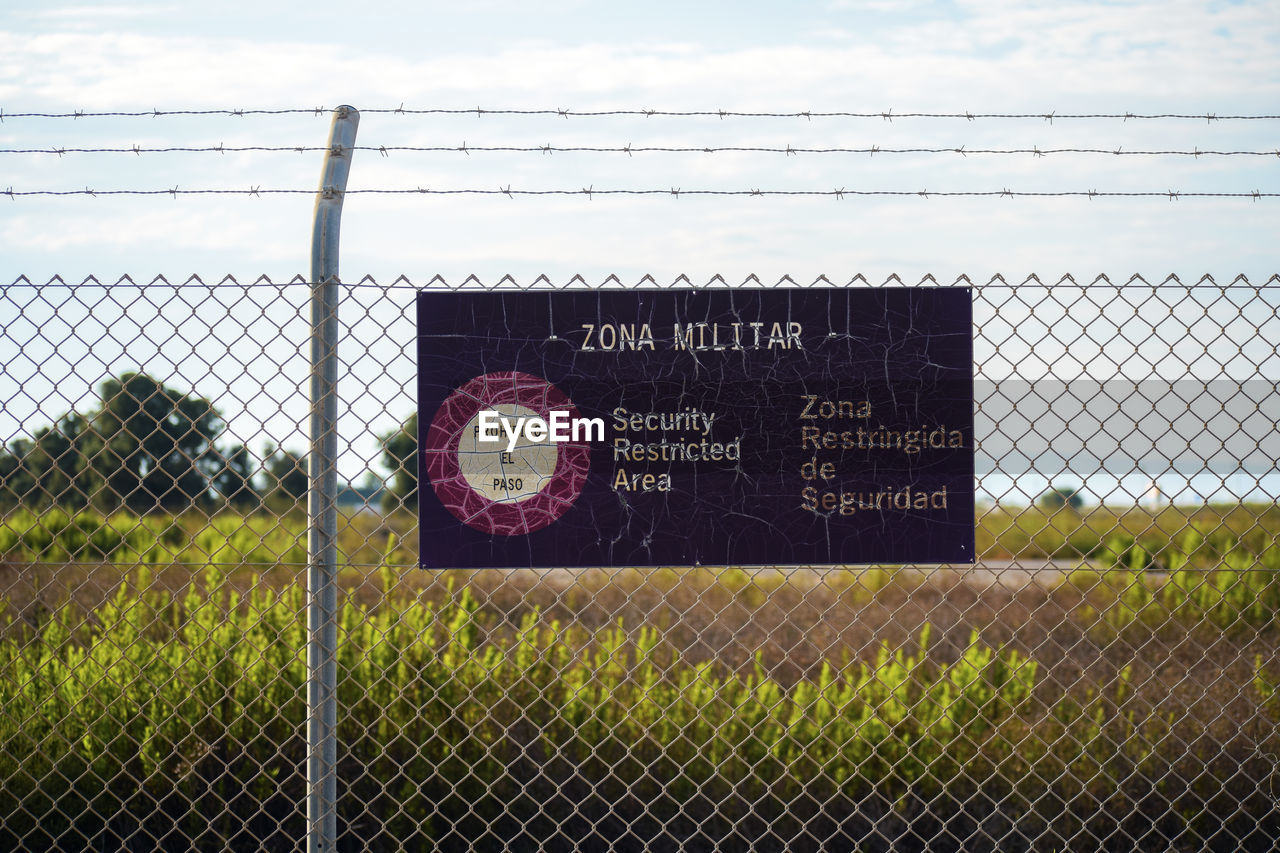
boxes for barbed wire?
[3,107,1278,122]
[10,273,1279,290]
[2,186,1273,200]
[6,144,1279,158]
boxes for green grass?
[2,566,1276,851]
[1064,524,1280,632]
[9,503,1279,635]
[0,569,1045,848]
[976,501,1280,563]
[0,507,313,568]
[4,505,1280,849]
[8,501,1277,566]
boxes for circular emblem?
[424,371,591,535]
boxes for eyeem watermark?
[476,409,604,452]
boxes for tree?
[213,443,259,509]
[0,442,25,506]
[263,444,308,508]
[92,373,225,513]
[380,413,417,514]
[0,372,239,514]
[1038,483,1084,512]
[0,413,96,509]
[0,438,39,508]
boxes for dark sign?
[417,288,974,568]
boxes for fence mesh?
[2,274,1279,852]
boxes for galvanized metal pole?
[308,104,358,853]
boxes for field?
[3,503,1280,851]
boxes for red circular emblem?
[424,371,591,535]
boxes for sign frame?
[417,287,975,568]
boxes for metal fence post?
[308,104,358,853]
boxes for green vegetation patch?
[3,569,1278,851]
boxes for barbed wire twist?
[3,107,1278,121]
[3,187,1272,200]
[6,144,1278,158]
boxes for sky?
[1,0,1278,500]
[1,0,1277,283]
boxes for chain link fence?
[2,273,1279,852]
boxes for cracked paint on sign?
[418,288,974,568]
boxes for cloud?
[14,5,171,19]
[1,1,1276,112]
[825,0,934,10]
[0,1,1275,286]
[0,203,300,260]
